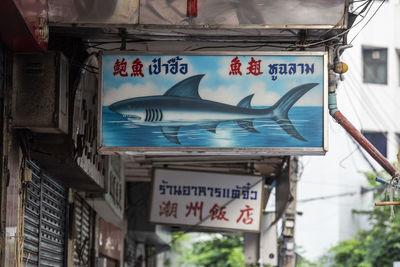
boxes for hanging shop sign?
[99,51,328,155]
[98,218,122,261]
[149,169,264,232]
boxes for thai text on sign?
[150,169,263,232]
[111,55,315,81]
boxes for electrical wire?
[346,132,380,174]
[351,0,374,16]
[296,0,379,48]
[339,147,360,168]
[298,191,357,203]
[350,0,386,44]
[341,77,388,132]
[341,57,393,131]
[187,43,294,51]
[300,180,363,188]
[352,0,372,3]
[345,52,400,133]
[352,0,375,16]
[345,51,398,111]
[77,0,378,53]
[343,82,399,151]
[342,82,364,128]
[336,76,396,173]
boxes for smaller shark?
[109,74,318,144]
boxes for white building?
[296,0,400,261]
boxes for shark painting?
[108,74,318,145]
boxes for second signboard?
[99,52,327,154]
[149,169,264,232]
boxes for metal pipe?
[332,110,397,177]
[336,44,353,61]
[376,177,400,189]
[375,201,400,206]
[328,93,399,178]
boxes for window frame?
[362,47,388,85]
[361,131,388,157]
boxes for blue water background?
[101,106,323,148]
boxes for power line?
[351,0,374,16]
[296,0,378,48]
[344,52,400,135]
[342,54,396,130]
[341,76,389,132]
[300,180,363,188]
[298,191,358,203]
[342,82,364,128]
[350,0,386,44]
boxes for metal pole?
[326,45,399,180]
[331,110,398,178]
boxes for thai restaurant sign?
[99,51,328,155]
[149,169,264,232]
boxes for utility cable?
[341,55,396,132]
[346,51,400,117]
[298,191,357,203]
[341,77,389,133]
[342,82,364,128]
[351,0,374,16]
[344,52,400,135]
[296,0,377,48]
[350,0,386,44]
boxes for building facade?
[0,1,355,266]
[297,0,400,260]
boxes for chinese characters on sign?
[111,55,315,81]
[228,56,315,81]
[150,169,263,232]
[112,56,188,78]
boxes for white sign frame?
[99,51,328,156]
[149,169,264,232]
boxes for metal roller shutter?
[24,161,67,267]
[73,194,92,266]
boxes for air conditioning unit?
[13,51,69,133]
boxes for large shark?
[108,74,318,144]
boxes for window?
[363,47,387,84]
[362,131,387,157]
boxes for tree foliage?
[170,232,261,267]
[184,233,245,267]
[321,168,400,267]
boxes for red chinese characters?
[236,205,254,225]
[113,58,128,77]
[156,199,258,229]
[228,56,264,76]
[113,58,144,77]
[185,201,204,221]
[112,56,190,77]
[131,58,144,77]
[229,56,242,76]
[246,57,263,76]
[209,204,229,221]
[159,201,178,218]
